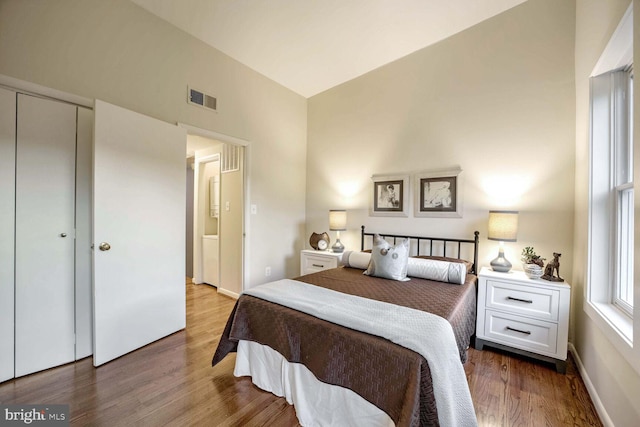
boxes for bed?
[212,226,480,426]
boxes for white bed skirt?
[234,340,395,427]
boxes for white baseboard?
[568,343,614,427]
[217,287,239,300]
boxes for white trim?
[178,123,249,147]
[590,3,633,77]
[179,123,251,293]
[583,302,636,373]
[217,287,239,300]
[568,343,614,427]
[0,74,92,108]
[591,302,633,343]
[196,153,220,163]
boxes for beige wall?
[0,0,307,287]
[574,1,640,426]
[307,0,576,281]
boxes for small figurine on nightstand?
[542,252,564,282]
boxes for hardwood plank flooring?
[0,280,601,426]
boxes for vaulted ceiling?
[131,0,527,98]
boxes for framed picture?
[414,168,463,218]
[370,174,409,217]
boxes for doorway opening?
[183,126,248,298]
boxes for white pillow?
[341,251,372,270]
[406,257,467,285]
[364,235,410,281]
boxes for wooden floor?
[0,280,602,426]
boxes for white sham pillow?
[407,257,467,285]
[364,235,410,281]
[341,251,372,270]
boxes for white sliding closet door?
[93,100,186,366]
[15,94,77,377]
[0,88,16,383]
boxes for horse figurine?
[542,252,564,282]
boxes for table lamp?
[329,210,347,253]
[487,210,518,273]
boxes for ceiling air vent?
[188,86,217,112]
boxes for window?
[612,69,634,315]
[589,68,634,320]
[586,2,639,375]
[588,67,634,348]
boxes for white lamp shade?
[487,210,518,242]
[329,210,347,231]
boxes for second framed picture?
[414,168,463,218]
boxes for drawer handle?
[312,264,325,268]
[507,296,533,304]
[506,326,532,335]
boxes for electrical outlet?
[265,266,271,277]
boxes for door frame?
[179,123,251,296]
[0,75,92,108]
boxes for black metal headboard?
[360,225,480,275]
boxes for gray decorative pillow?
[364,235,410,281]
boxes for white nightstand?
[300,250,343,275]
[475,266,571,373]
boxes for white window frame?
[615,183,633,313]
[585,3,638,376]
[612,70,634,316]
[588,68,633,336]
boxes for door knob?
[99,242,111,251]
[60,233,67,238]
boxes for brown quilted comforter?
[212,266,477,426]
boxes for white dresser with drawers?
[475,266,571,373]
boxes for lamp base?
[490,248,512,273]
[331,239,344,253]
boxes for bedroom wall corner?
[306,0,575,283]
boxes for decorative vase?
[523,263,543,279]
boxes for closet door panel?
[0,88,16,383]
[15,94,76,377]
[75,106,93,360]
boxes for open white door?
[93,100,186,366]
